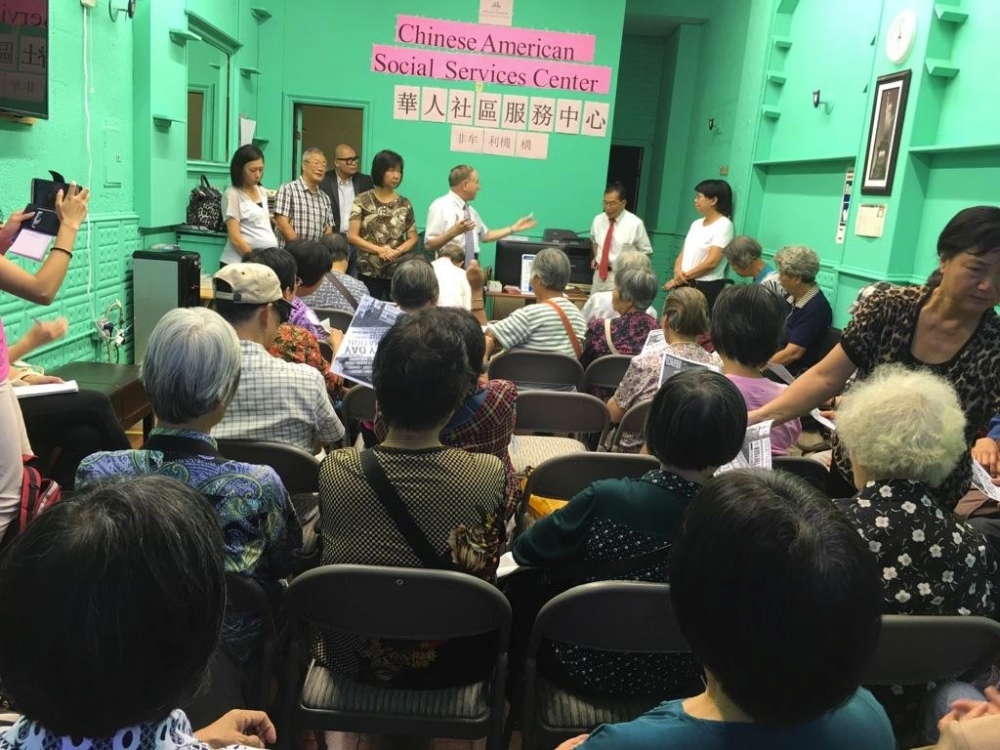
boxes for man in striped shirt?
[485,247,586,359]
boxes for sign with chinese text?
[0,0,48,118]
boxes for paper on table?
[8,229,51,261]
[971,461,1000,503]
[13,379,79,399]
[715,420,774,475]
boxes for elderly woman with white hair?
[768,244,833,375]
[485,247,586,358]
[580,267,659,374]
[75,307,303,721]
[580,251,658,323]
[834,364,999,745]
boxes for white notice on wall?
[420,87,448,123]
[480,0,513,25]
[239,117,256,146]
[581,101,610,137]
[855,203,887,238]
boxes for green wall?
[255,0,626,271]
[741,0,1000,326]
[0,0,136,368]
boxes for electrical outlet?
[80,0,97,8]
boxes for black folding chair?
[520,581,690,750]
[489,349,584,392]
[281,565,511,750]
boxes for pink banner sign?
[395,15,595,63]
[371,45,611,94]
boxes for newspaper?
[640,329,666,356]
[330,296,402,388]
[971,460,1000,504]
[659,349,722,385]
[765,362,796,385]
[715,420,774,475]
[809,408,837,432]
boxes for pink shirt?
[726,374,802,456]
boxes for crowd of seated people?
[6,159,1000,750]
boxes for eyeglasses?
[305,160,327,169]
[336,157,360,164]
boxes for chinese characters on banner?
[393,85,609,161]
[0,0,49,118]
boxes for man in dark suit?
[319,143,374,277]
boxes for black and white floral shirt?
[834,478,997,617]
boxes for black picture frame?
[861,70,911,195]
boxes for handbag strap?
[603,318,620,355]
[200,174,212,190]
[325,272,359,311]
[543,299,583,359]
[359,449,458,571]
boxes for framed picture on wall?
[861,70,912,195]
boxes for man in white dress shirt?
[589,182,653,293]
[424,165,537,266]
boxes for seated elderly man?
[768,244,833,375]
[580,251,659,324]
[391,258,439,313]
[76,308,303,720]
[834,364,998,744]
[211,263,345,453]
[723,235,785,299]
[485,247,586,359]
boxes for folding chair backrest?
[772,456,829,492]
[527,581,688,656]
[287,564,512,644]
[342,383,377,423]
[226,572,276,638]
[611,399,653,450]
[866,615,1000,685]
[523,452,659,503]
[488,350,584,392]
[313,308,356,332]
[582,355,633,393]
[514,391,610,437]
[215,439,319,495]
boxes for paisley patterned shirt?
[76,428,303,662]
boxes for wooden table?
[485,288,590,320]
[49,362,153,437]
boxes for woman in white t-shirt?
[220,145,274,267]
[665,179,735,311]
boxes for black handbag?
[186,175,225,231]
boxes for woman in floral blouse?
[834,364,998,745]
[580,267,659,371]
[348,149,418,300]
[607,287,720,452]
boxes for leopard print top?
[835,285,1000,508]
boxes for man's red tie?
[599,218,615,281]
